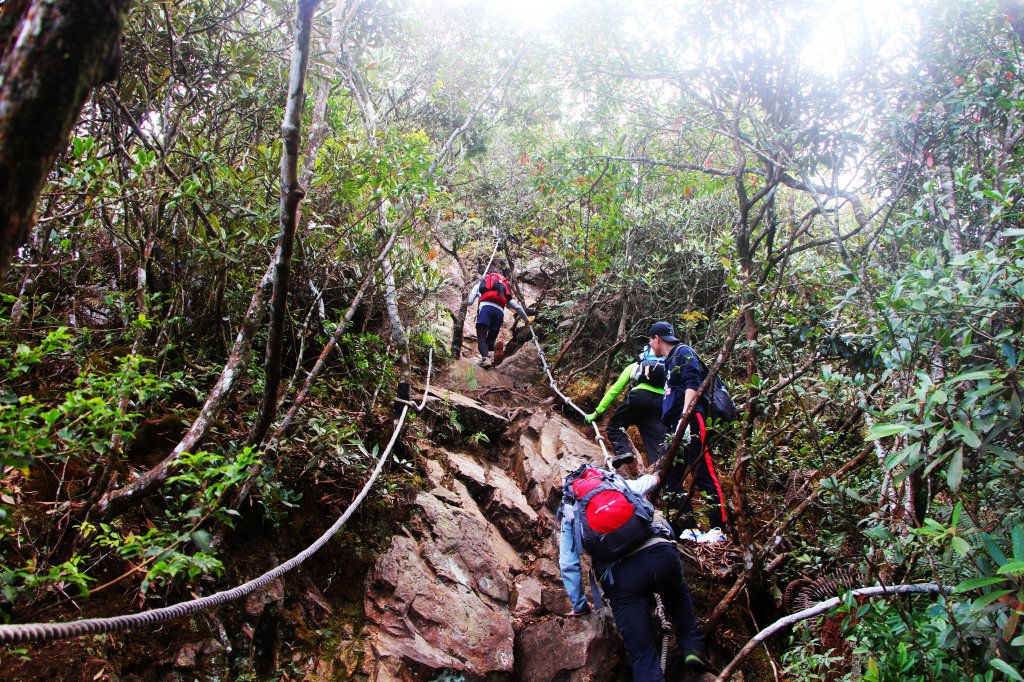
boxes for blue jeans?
[558,516,589,612]
[475,304,504,357]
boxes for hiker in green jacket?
[585,345,668,469]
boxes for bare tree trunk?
[0,0,131,281]
[301,0,364,189]
[382,251,411,390]
[94,264,275,518]
[249,0,321,446]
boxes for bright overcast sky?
[440,0,919,78]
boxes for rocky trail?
[347,312,723,681]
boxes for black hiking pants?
[663,412,728,530]
[606,389,667,466]
[599,541,705,682]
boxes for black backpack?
[671,345,739,423]
[630,345,666,389]
[698,357,738,423]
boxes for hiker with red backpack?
[556,463,709,678]
[585,344,668,470]
[465,266,531,367]
[648,321,729,538]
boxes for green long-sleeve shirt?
[593,362,665,416]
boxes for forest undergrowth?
[1,0,1023,680]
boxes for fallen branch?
[714,583,948,682]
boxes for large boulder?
[496,339,546,387]
[503,409,600,510]
[443,448,539,550]
[514,612,623,682]
[362,481,521,680]
[420,385,510,442]
[360,385,621,681]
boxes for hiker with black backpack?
[648,321,730,538]
[465,265,531,367]
[556,463,709,679]
[585,344,667,469]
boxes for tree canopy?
[1,0,1022,679]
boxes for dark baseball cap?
[648,321,679,344]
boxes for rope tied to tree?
[0,353,434,645]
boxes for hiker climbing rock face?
[586,343,667,469]
[649,321,729,535]
[465,265,531,367]
[556,464,709,680]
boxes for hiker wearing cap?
[556,465,709,678]
[585,344,667,469]
[648,321,729,534]
[465,266,530,367]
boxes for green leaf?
[951,420,981,448]
[996,560,1024,577]
[1014,524,1024,562]
[951,536,970,557]
[946,449,964,491]
[867,423,908,440]
[949,369,995,383]
[971,588,1013,610]
[984,534,1008,566]
[953,576,1006,593]
[990,659,1024,682]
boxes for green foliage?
[333,332,395,397]
[0,352,174,472]
[81,447,260,596]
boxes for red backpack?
[479,273,510,306]
[561,465,658,562]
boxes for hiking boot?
[610,453,635,468]
[684,651,713,672]
[479,356,493,368]
[494,340,505,362]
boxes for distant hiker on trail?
[465,265,530,368]
[556,464,709,679]
[648,321,729,537]
[585,344,667,469]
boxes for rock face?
[359,373,623,681]
[504,409,600,510]
[515,613,622,682]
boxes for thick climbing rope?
[522,321,612,466]
[0,357,433,644]
[481,226,501,277]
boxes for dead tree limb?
[714,583,947,682]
